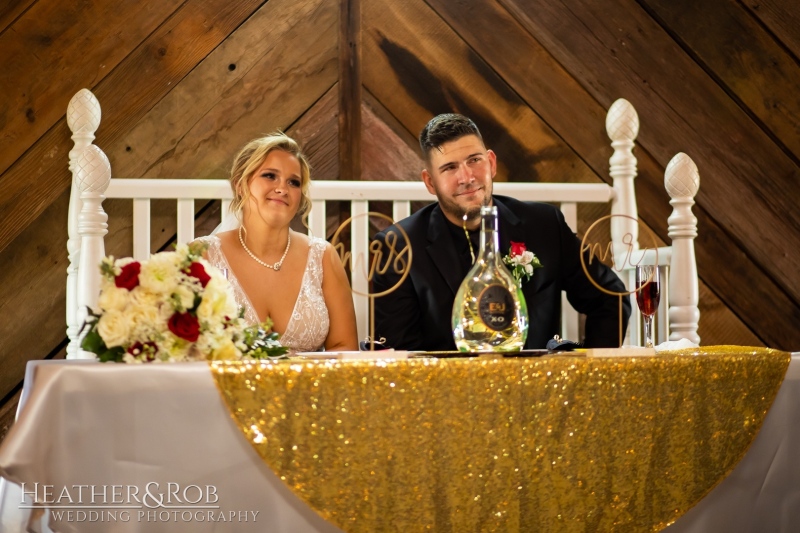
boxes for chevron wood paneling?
[1,0,798,438]
[363,0,598,186]
[107,0,337,181]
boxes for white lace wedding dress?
[197,234,330,352]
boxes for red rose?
[186,262,211,288]
[510,241,526,257]
[115,261,141,290]
[168,312,200,342]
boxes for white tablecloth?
[0,355,798,533]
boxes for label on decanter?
[477,284,515,331]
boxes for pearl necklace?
[238,226,291,271]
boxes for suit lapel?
[495,197,523,255]
[426,206,464,296]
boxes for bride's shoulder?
[212,230,236,242]
[191,233,225,260]
[293,231,327,251]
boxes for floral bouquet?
[81,242,287,363]
[503,241,543,285]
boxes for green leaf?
[98,347,125,363]
[81,328,106,354]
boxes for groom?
[372,113,630,351]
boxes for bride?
[197,134,358,352]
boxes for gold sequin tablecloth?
[211,346,790,533]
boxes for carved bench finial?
[665,153,700,344]
[67,89,101,134]
[606,98,639,143]
[607,98,641,269]
[66,89,102,358]
[73,144,111,359]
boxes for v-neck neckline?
[212,233,311,334]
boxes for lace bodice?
[198,234,330,352]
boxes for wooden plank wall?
[1,0,798,441]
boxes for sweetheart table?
[0,347,798,532]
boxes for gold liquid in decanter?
[452,206,528,352]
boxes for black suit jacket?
[372,195,630,350]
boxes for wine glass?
[635,265,660,348]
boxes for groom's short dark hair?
[419,114,483,162]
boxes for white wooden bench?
[64,89,700,357]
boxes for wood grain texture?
[425,0,612,171]
[362,93,424,183]
[339,0,361,180]
[697,282,762,347]
[0,0,267,254]
[106,0,336,181]
[363,88,420,157]
[0,191,71,402]
[741,0,800,62]
[289,83,340,183]
[0,0,183,176]
[285,85,342,236]
[0,0,34,34]
[639,0,800,164]
[363,0,598,186]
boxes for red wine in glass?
[635,266,660,347]
[636,277,660,317]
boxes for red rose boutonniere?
[503,241,542,285]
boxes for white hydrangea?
[127,301,163,340]
[172,283,196,312]
[139,252,181,295]
[197,277,237,324]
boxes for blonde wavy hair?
[229,133,312,224]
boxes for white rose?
[521,251,535,265]
[97,310,132,348]
[129,286,159,308]
[127,288,171,335]
[98,286,130,312]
